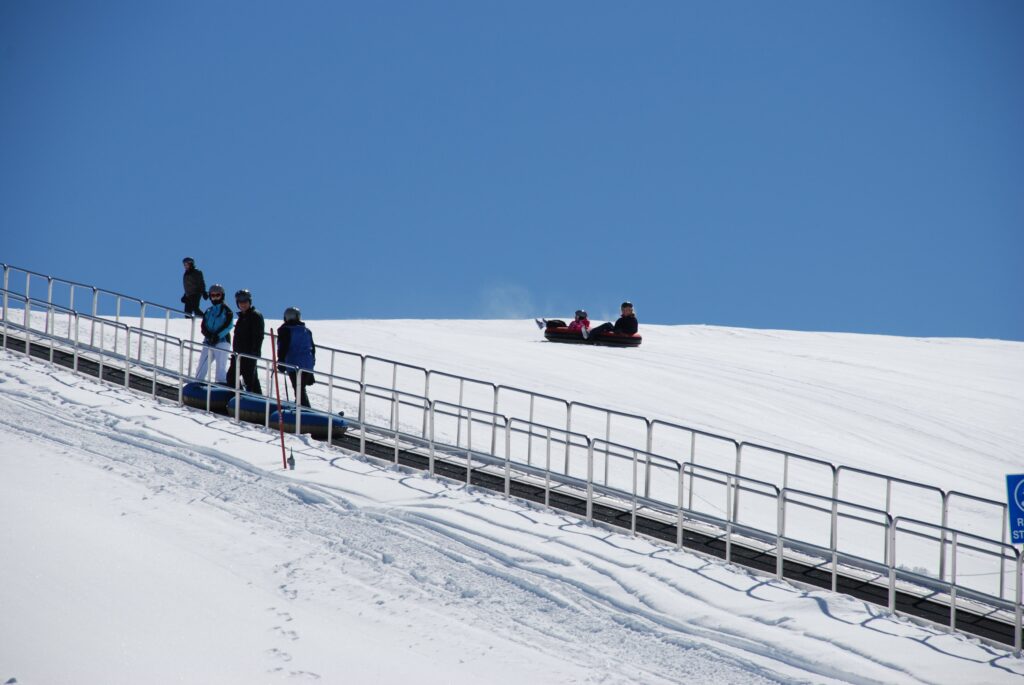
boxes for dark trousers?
[227,355,263,394]
[287,370,313,408]
[589,322,614,336]
[183,294,203,317]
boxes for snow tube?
[225,393,283,423]
[181,382,236,413]
[543,326,642,348]
[271,408,348,441]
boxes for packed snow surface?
[2,319,1023,683]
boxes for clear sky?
[1,1,1021,339]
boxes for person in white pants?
[194,284,234,383]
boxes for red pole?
[269,329,287,470]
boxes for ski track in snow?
[2,354,1023,684]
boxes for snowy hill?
[1,317,1023,683]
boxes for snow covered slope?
[2,349,1023,684]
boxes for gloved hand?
[205,335,218,346]
[277,364,287,373]
[180,295,187,304]
[203,291,209,300]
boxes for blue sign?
[1008,474,1024,545]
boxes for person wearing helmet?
[533,309,590,333]
[588,301,639,338]
[226,289,265,394]
[276,306,316,408]
[567,309,591,337]
[195,284,234,383]
[180,257,207,317]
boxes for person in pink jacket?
[568,309,591,338]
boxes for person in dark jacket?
[195,284,233,383]
[276,306,315,408]
[180,257,208,317]
[588,301,639,338]
[226,289,265,394]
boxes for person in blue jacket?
[277,306,315,408]
[195,284,234,383]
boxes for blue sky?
[1,1,1021,339]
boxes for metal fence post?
[392,390,401,464]
[123,329,131,388]
[465,408,473,484]
[888,521,897,612]
[676,463,684,549]
[72,313,80,373]
[24,274,32,327]
[503,419,511,497]
[358,382,367,455]
[490,385,499,456]
[776,490,785,578]
[586,440,594,522]
[940,492,950,582]
[603,413,611,485]
[2,265,9,323]
[455,378,464,447]
[950,531,958,632]
[732,441,743,524]
[830,492,839,592]
[327,356,335,444]
[138,303,146,361]
[631,447,638,536]
[544,427,552,507]
[1001,505,1009,600]
[830,467,839,553]
[45,277,53,338]
[644,419,654,498]
[725,474,733,563]
[687,431,696,510]
[421,373,431,439]
[427,400,436,476]
[1015,552,1022,654]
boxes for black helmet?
[575,309,588,320]
[621,300,633,309]
[284,306,301,323]
[208,284,225,297]
[234,289,252,303]
[182,257,195,266]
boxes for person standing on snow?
[276,307,316,408]
[195,284,233,383]
[588,301,638,338]
[180,257,208,317]
[226,289,265,394]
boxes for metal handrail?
[3,294,1022,651]
[890,516,1023,650]
[0,272,1010,530]
[4,272,1022,645]
[3,263,1007,530]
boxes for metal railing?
[2,266,1021,650]
[3,263,1008,561]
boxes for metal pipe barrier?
[3,272,1022,649]
[890,516,1022,651]
[4,263,1007,549]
